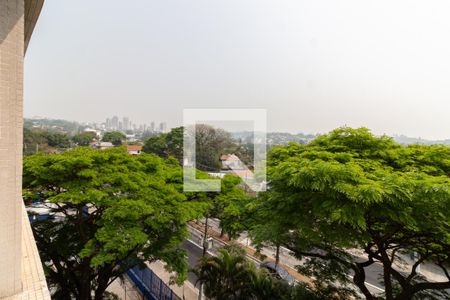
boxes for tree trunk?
[203,217,209,257]
[78,279,92,300]
[352,265,374,300]
[94,276,109,300]
[383,265,394,300]
[78,259,93,300]
[394,288,413,300]
[275,244,280,267]
[53,275,73,300]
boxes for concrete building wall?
[0,0,25,296]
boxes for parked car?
[260,261,295,285]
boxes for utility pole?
[202,217,209,256]
[198,217,209,300]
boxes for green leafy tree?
[214,175,253,240]
[23,148,203,300]
[45,131,71,148]
[23,128,71,153]
[143,135,168,156]
[196,175,251,246]
[165,127,184,161]
[72,131,97,146]
[23,128,50,155]
[195,124,234,171]
[194,244,321,300]
[194,246,258,299]
[249,195,291,267]
[24,118,81,135]
[143,127,184,163]
[102,131,126,146]
[257,127,450,300]
[144,125,236,171]
[222,138,255,168]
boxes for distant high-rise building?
[111,116,119,130]
[150,121,155,132]
[159,122,167,133]
[123,117,129,131]
[106,118,111,130]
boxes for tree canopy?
[72,131,97,146]
[213,175,253,240]
[143,127,184,163]
[23,147,205,299]
[256,127,450,300]
[194,124,235,171]
[143,125,247,171]
[194,244,330,300]
[102,131,126,146]
[23,128,71,155]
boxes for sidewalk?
[146,260,199,300]
[107,261,200,300]
[107,276,143,300]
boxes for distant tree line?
[23,128,71,155]
[24,118,81,135]
[23,128,129,155]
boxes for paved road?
[183,239,203,287]
[199,219,386,294]
[362,262,384,291]
[347,260,384,294]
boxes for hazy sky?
[25,0,450,139]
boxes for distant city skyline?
[25,1,450,140]
[24,113,450,142]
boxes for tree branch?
[412,280,450,293]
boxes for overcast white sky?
[25,0,450,139]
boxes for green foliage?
[23,128,71,155]
[24,128,48,155]
[194,245,329,300]
[248,192,292,266]
[257,127,450,299]
[225,142,254,167]
[23,148,204,299]
[102,131,126,146]
[194,247,256,299]
[196,174,253,240]
[194,124,235,171]
[215,175,253,239]
[24,118,81,135]
[144,125,237,171]
[143,127,183,163]
[44,131,71,148]
[72,131,97,146]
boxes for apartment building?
[0,0,49,298]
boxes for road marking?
[186,238,202,249]
[346,274,385,292]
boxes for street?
[183,239,203,287]
[193,219,386,295]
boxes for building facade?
[0,0,49,298]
